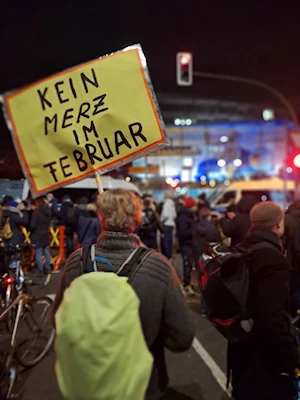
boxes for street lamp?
[220,136,229,143]
[262,109,274,121]
[217,159,226,168]
[233,159,243,167]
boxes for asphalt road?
[1,254,229,400]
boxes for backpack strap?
[117,247,152,282]
[91,243,114,272]
[81,244,93,273]
[81,245,151,277]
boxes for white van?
[210,177,295,213]
[21,176,141,201]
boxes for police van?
[210,177,295,213]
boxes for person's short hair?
[99,189,142,233]
[198,207,211,220]
[250,201,284,229]
[142,193,152,201]
[77,197,88,205]
[144,198,152,209]
[2,195,14,205]
[198,193,207,200]
[35,196,47,208]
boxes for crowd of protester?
[2,188,300,399]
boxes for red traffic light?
[180,53,191,66]
[293,154,300,168]
[176,52,193,86]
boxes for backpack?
[0,217,13,240]
[55,246,153,400]
[197,242,274,343]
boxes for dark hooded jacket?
[176,207,195,247]
[30,205,51,248]
[230,228,299,400]
[220,196,257,247]
[192,219,222,261]
[58,198,74,235]
[2,207,28,246]
[283,201,300,270]
[74,206,101,246]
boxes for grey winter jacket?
[53,231,195,400]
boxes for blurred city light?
[125,176,131,182]
[286,167,293,173]
[261,195,268,201]
[209,179,216,187]
[175,187,181,193]
[200,175,207,182]
[220,136,229,143]
[262,109,274,121]
[217,159,226,167]
[166,177,173,184]
[293,154,300,168]
[183,157,193,167]
[182,187,188,194]
[224,180,231,186]
[233,158,243,167]
[175,119,193,126]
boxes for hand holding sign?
[1,45,167,197]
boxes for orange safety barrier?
[53,225,66,271]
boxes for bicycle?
[0,249,55,399]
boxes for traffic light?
[176,52,193,86]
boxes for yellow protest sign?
[2,45,166,196]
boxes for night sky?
[1,0,300,149]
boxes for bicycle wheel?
[14,296,55,368]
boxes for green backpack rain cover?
[55,272,153,400]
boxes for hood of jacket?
[236,196,257,214]
[3,207,21,216]
[243,227,283,253]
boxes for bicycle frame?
[0,294,24,399]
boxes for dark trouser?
[145,235,158,250]
[290,270,300,315]
[162,226,173,259]
[195,256,207,313]
[229,341,298,400]
[140,232,157,250]
[181,245,193,286]
[65,234,74,257]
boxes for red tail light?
[4,277,14,284]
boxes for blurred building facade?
[0,93,290,184]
